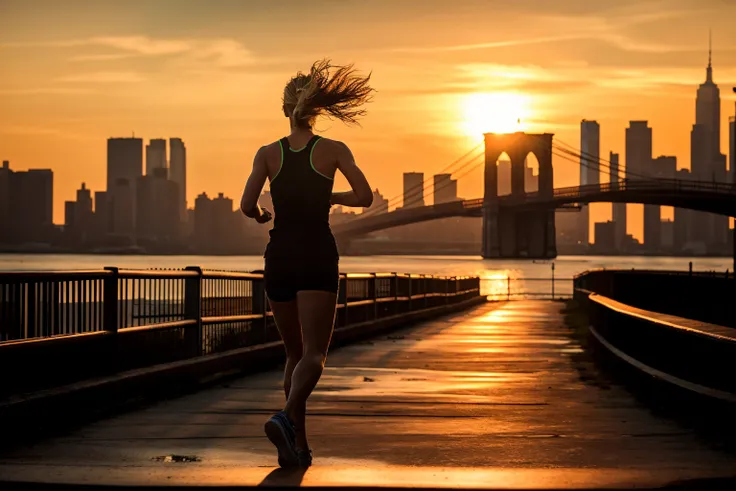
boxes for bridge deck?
[0,301,734,488]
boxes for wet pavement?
[0,301,734,488]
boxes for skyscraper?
[643,156,677,251]
[610,152,627,251]
[674,169,692,252]
[403,172,424,208]
[579,120,600,246]
[580,120,600,187]
[433,174,458,204]
[730,117,735,184]
[695,37,721,161]
[625,121,652,179]
[3,164,54,244]
[0,161,10,241]
[690,40,729,251]
[136,168,180,244]
[107,138,143,192]
[169,138,187,220]
[107,137,142,237]
[145,139,167,177]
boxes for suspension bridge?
[332,131,736,259]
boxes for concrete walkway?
[0,301,734,488]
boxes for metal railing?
[481,276,573,300]
[0,268,481,396]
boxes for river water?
[1,254,731,298]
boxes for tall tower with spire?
[694,30,721,169]
[688,32,729,252]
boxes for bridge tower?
[482,132,557,258]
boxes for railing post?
[423,275,428,309]
[26,282,37,339]
[392,273,398,316]
[551,263,555,300]
[252,274,267,338]
[103,267,119,333]
[184,266,203,356]
[369,273,377,320]
[338,274,348,327]
[507,276,511,301]
[407,274,412,312]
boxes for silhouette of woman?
[240,59,374,467]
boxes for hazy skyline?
[1,0,735,240]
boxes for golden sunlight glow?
[461,92,532,136]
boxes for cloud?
[56,71,145,83]
[69,53,138,62]
[0,87,95,95]
[1,35,257,68]
[189,39,256,68]
[384,6,709,55]
[88,36,192,55]
[0,125,93,140]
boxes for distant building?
[626,121,652,250]
[730,117,735,184]
[107,137,142,236]
[578,120,600,247]
[94,191,111,241]
[330,205,358,226]
[593,221,615,254]
[193,192,239,253]
[110,178,135,239]
[689,44,730,253]
[145,139,167,177]
[497,160,511,196]
[364,189,388,214]
[136,168,180,244]
[643,156,677,252]
[610,152,626,251]
[169,138,187,220]
[403,172,424,208]
[0,161,10,241]
[64,183,94,245]
[433,174,458,204]
[580,120,600,186]
[0,162,54,244]
[661,219,675,251]
[625,121,652,179]
[524,163,538,193]
[107,137,143,192]
[673,169,692,252]
[651,155,677,179]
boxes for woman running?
[240,59,374,468]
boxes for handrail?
[0,268,483,396]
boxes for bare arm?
[330,142,373,208]
[240,146,272,223]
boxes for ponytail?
[283,59,374,128]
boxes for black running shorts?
[264,256,340,302]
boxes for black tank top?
[265,135,338,260]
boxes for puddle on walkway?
[152,455,201,463]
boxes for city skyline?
[1,0,736,242]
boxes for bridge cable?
[358,142,485,219]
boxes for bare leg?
[268,298,303,400]
[284,290,337,451]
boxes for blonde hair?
[283,59,374,129]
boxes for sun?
[460,92,532,137]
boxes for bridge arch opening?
[525,153,539,193]
[496,152,511,197]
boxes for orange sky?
[1,0,735,241]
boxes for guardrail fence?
[0,268,481,397]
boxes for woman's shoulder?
[314,136,351,153]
